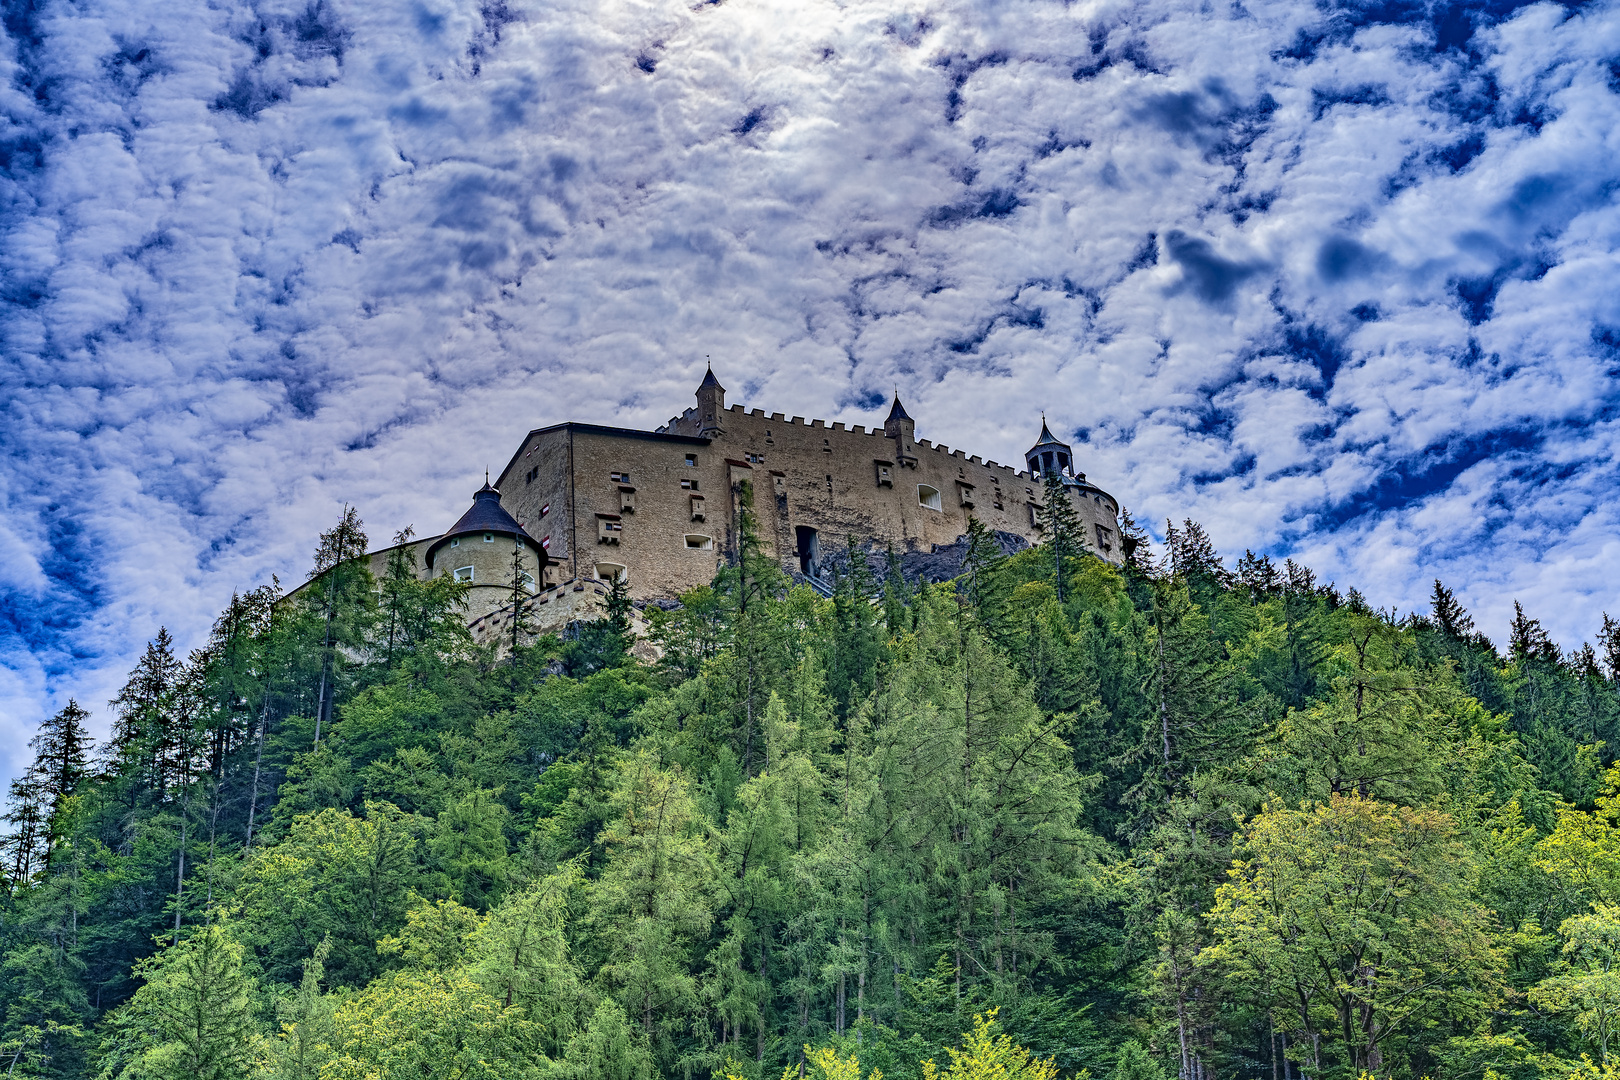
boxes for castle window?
[1095,524,1114,552]
[484,533,494,543]
[681,478,699,490]
[597,516,622,544]
[619,487,636,513]
[746,452,764,464]
[595,562,627,582]
[520,572,536,590]
[450,539,460,548]
[918,485,942,511]
[540,503,550,517]
[454,566,475,582]
[525,466,539,484]
[610,471,631,483]
[874,460,893,487]
[685,534,713,550]
[541,536,551,549]
[685,454,697,466]
[957,481,975,508]
[1058,453,1070,471]
[689,494,706,521]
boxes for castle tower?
[424,480,548,595]
[1025,418,1077,479]
[696,365,726,436]
[884,394,917,467]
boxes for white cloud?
[3,0,1620,780]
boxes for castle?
[340,370,1125,643]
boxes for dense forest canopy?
[5,490,1620,1080]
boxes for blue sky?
[3,0,1619,783]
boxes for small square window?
[450,538,460,548]
[484,532,494,542]
[681,478,699,490]
[685,454,697,466]
[610,471,631,483]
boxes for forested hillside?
[6,493,1620,1080]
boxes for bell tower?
[1025,416,1077,478]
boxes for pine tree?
[306,506,371,746]
[100,924,261,1080]
[605,573,635,660]
[1037,470,1085,601]
[108,628,183,799]
[881,544,913,636]
[264,937,337,1080]
[827,540,884,719]
[1235,550,1279,602]
[1118,507,1154,575]
[27,700,92,862]
[1167,519,1226,586]
[508,539,537,664]
[379,527,419,668]
[959,516,1012,644]
[1511,600,1560,665]
[1601,612,1620,683]
[1,765,48,886]
[1431,579,1475,639]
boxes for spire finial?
[485,467,490,484]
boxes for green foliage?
[96,924,260,1080]
[4,510,1619,1079]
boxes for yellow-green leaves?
[1204,795,1503,1076]
[920,1010,1058,1080]
[1531,903,1620,1065]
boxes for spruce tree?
[1037,469,1085,602]
[28,700,92,861]
[1430,579,1475,639]
[1511,600,1561,665]
[1,765,47,886]
[959,516,1012,644]
[108,628,183,799]
[101,924,261,1080]
[306,506,371,746]
[507,539,537,664]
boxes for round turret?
[425,482,549,606]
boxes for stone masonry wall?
[495,399,1124,604]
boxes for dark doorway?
[796,526,820,576]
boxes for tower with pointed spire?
[1024,417,1076,479]
[696,364,726,437]
[295,363,1124,654]
[883,393,917,468]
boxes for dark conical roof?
[425,483,541,569]
[1027,416,1068,451]
[886,394,912,423]
[699,364,724,391]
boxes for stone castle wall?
[494,399,1122,603]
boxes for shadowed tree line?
[4,495,1620,1080]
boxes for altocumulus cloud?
[3,0,1620,782]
